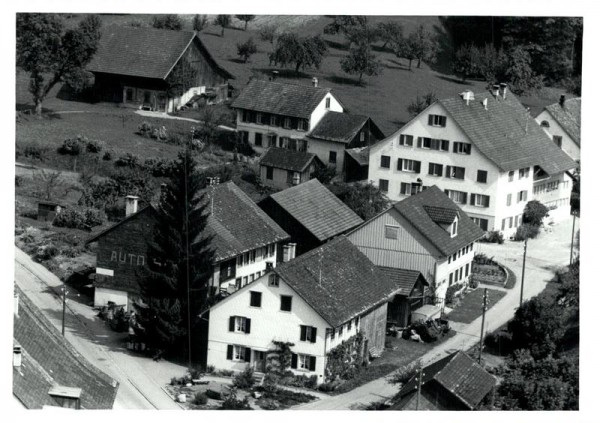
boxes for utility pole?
[519,237,528,307]
[62,284,67,336]
[479,288,489,364]
[185,132,192,371]
[570,214,577,265]
[415,367,424,410]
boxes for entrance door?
[254,351,266,372]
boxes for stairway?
[253,371,265,385]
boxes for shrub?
[484,330,513,355]
[206,365,215,374]
[364,400,389,410]
[192,392,208,406]
[523,200,549,227]
[85,139,104,153]
[57,137,83,156]
[15,175,24,187]
[257,398,279,410]
[84,208,104,227]
[20,208,38,219]
[21,143,49,161]
[514,223,540,241]
[232,367,255,389]
[484,230,504,244]
[35,245,59,262]
[188,367,203,380]
[220,388,251,410]
[262,373,279,394]
[102,151,112,161]
[53,208,86,229]
[61,246,83,258]
[143,157,175,177]
[205,389,222,400]
[469,275,480,289]
[388,360,422,386]
[137,121,154,137]
[445,283,464,304]
[108,307,130,332]
[115,153,140,168]
[318,381,338,392]
[170,377,178,386]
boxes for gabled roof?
[396,351,496,410]
[231,79,333,119]
[268,179,363,242]
[393,186,484,257]
[423,205,458,225]
[438,90,576,174]
[544,98,581,146]
[376,267,427,296]
[259,147,322,173]
[345,147,370,166]
[201,182,290,262]
[274,236,399,327]
[308,111,371,144]
[13,287,118,409]
[87,25,233,80]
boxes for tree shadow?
[201,31,224,38]
[254,68,312,80]
[16,103,61,117]
[371,44,392,53]
[324,39,348,51]
[324,74,362,87]
[436,75,473,85]
[383,59,412,72]
[429,21,456,75]
[228,58,246,64]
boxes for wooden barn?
[87,26,234,112]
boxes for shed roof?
[274,236,399,327]
[268,179,363,242]
[345,147,370,166]
[376,267,427,296]
[259,147,322,172]
[231,79,333,118]
[308,111,369,144]
[87,25,233,80]
[13,287,118,409]
[544,98,581,146]
[393,186,484,257]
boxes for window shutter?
[470,194,475,206]
[226,345,233,360]
[484,196,490,208]
[524,191,528,201]
[407,135,413,146]
[461,192,467,204]
[229,316,235,332]
[300,325,307,341]
[466,144,471,154]
[291,353,298,369]
[311,327,317,343]
[428,115,433,125]
[245,348,251,363]
[415,161,421,173]
[440,116,447,127]
[453,142,458,153]
[397,158,403,171]
[417,137,422,148]
[457,167,465,179]
[245,318,251,334]
[481,219,489,231]
[429,163,434,175]
[444,189,450,196]
[442,140,449,151]
[309,356,316,371]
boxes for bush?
[523,200,549,227]
[192,392,208,406]
[205,389,222,400]
[364,400,389,410]
[108,307,130,332]
[60,246,83,258]
[484,330,513,355]
[53,208,104,230]
[220,388,251,410]
[20,208,38,219]
[20,143,49,161]
[137,121,154,137]
[115,153,141,168]
[84,208,104,227]
[15,175,24,187]
[232,367,255,389]
[445,283,464,304]
[206,365,215,374]
[318,381,339,392]
[388,360,422,386]
[143,157,175,177]
[257,398,279,410]
[484,230,504,244]
[85,139,104,153]
[514,223,540,241]
[102,151,112,161]
[57,137,83,156]
[35,245,59,262]
[468,275,479,289]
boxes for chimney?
[483,98,488,110]
[492,84,500,99]
[312,77,318,88]
[282,245,291,262]
[559,94,566,107]
[13,345,22,368]
[500,83,508,99]
[289,243,297,261]
[460,91,474,106]
[14,292,18,317]
[125,195,139,216]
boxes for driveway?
[294,217,578,410]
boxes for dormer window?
[326,97,331,109]
[450,217,458,238]
[49,386,82,409]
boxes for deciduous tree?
[152,14,183,31]
[235,15,255,31]
[269,33,328,74]
[17,14,102,116]
[340,43,382,84]
[376,21,403,50]
[192,14,208,32]
[259,24,277,44]
[236,38,258,63]
[214,15,231,37]
[407,91,437,117]
[327,181,390,220]
[505,46,544,95]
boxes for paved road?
[14,247,183,410]
[294,218,578,409]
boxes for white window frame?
[385,225,399,239]
[430,114,445,127]
[447,189,467,204]
[297,119,308,131]
[268,274,279,287]
[234,316,247,333]
[283,117,292,129]
[402,159,418,172]
[451,220,458,237]
[298,354,311,370]
[454,142,471,154]
[399,134,413,146]
[429,163,443,177]
[447,166,465,179]
[473,194,486,207]
[233,345,246,361]
[400,182,411,196]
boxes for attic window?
[451,220,458,237]
[48,386,81,409]
[541,120,550,128]
[326,97,331,109]
[385,225,399,240]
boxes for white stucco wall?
[213,245,280,292]
[536,110,580,161]
[309,93,344,130]
[434,245,475,299]
[306,138,346,173]
[236,114,310,154]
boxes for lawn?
[447,288,506,324]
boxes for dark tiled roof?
[88,25,232,80]
[423,205,458,225]
[393,186,484,257]
[544,98,581,146]
[259,147,321,172]
[439,90,577,174]
[13,288,118,409]
[397,351,496,410]
[376,267,426,296]
[308,111,368,144]
[201,182,290,262]
[269,179,363,242]
[274,237,399,327]
[231,79,332,118]
[345,147,370,166]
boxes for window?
[429,163,443,177]
[470,194,490,208]
[508,217,514,228]
[280,295,292,312]
[292,353,316,371]
[470,244,473,252]
[507,193,512,206]
[347,320,352,331]
[517,190,528,203]
[329,151,337,164]
[256,112,263,124]
[418,137,449,151]
[256,272,261,279]
[541,120,550,128]
[360,131,365,142]
[298,119,308,131]
[283,117,292,129]
[330,328,335,340]
[380,155,391,169]
[355,317,359,328]
[250,291,262,307]
[446,166,465,179]
[240,131,249,143]
[445,189,468,205]
[451,220,458,237]
[250,274,255,282]
[455,269,459,282]
[519,167,530,179]
[268,274,279,287]
[279,137,290,149]
[546,181,559,192]
[448,256,451,264]
[300,325,317,343]
[465,263,470,277]
[400,182,411,196]
[227,345,251,362]
[250,250,256,263]
[255,133,263,147]
[553,135,563,148]
[270,115,278,126]
[267,134,277,147]
[269,244,275,256]
[326,97,331,108]
[453,142,471,155]
[459,267,463,280]
[397,158,421,173]
[428,114,447,127]
[338,326,343,337]
[297,139,307,152]
[453,252,457,261]
[235,277,242,288]
[126,88,134,102]
[230,316,251,334]
[508,171,514,182]
[265,166,274,180]
[449,272,453,285]
[379,179,389,192]
[399,134,414,146]
[477,170,488,183]
[385,225,399,239]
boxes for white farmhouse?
[535,95,581,162]
[368,84,577,235]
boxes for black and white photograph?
[8,0,592,416]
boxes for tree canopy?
[340,42,382,84]
[327,181,390,220]
[407,91,438,117]
[151,14,183,31]
[235,15,255,31]
[17,13,102,116]
[236,38,258,63]
[192,14,208,32]
[214,15,231,36]
[269,33,328,74]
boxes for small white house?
[206,236,401,384]
[535,96,581,162]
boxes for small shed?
[37,201,63,222]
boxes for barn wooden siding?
[360,302,388,355]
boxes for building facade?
[535,96,581,162]
[258,147,323,190]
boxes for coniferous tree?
[134,144,214,357]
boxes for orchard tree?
[17,13,102,116]
[269,33,328,74]
[259,24,277,44]
[192,14,208,32]
[407,91,437,117]
[152,14,183,30]
[410,24,438,69]
[377,21,403,50]
[452,43,482,81]
[328,181,390,220]
[214,15,231,37]
[506,46,544,95]
[340,43,382,84]
[236,38,258,63]
[235,15,255,31]
[134,145,215,357]
[393,36,417,70]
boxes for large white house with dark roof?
[368,85,577,235]
[536,95,581,162]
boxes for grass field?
[447,287,506,324]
